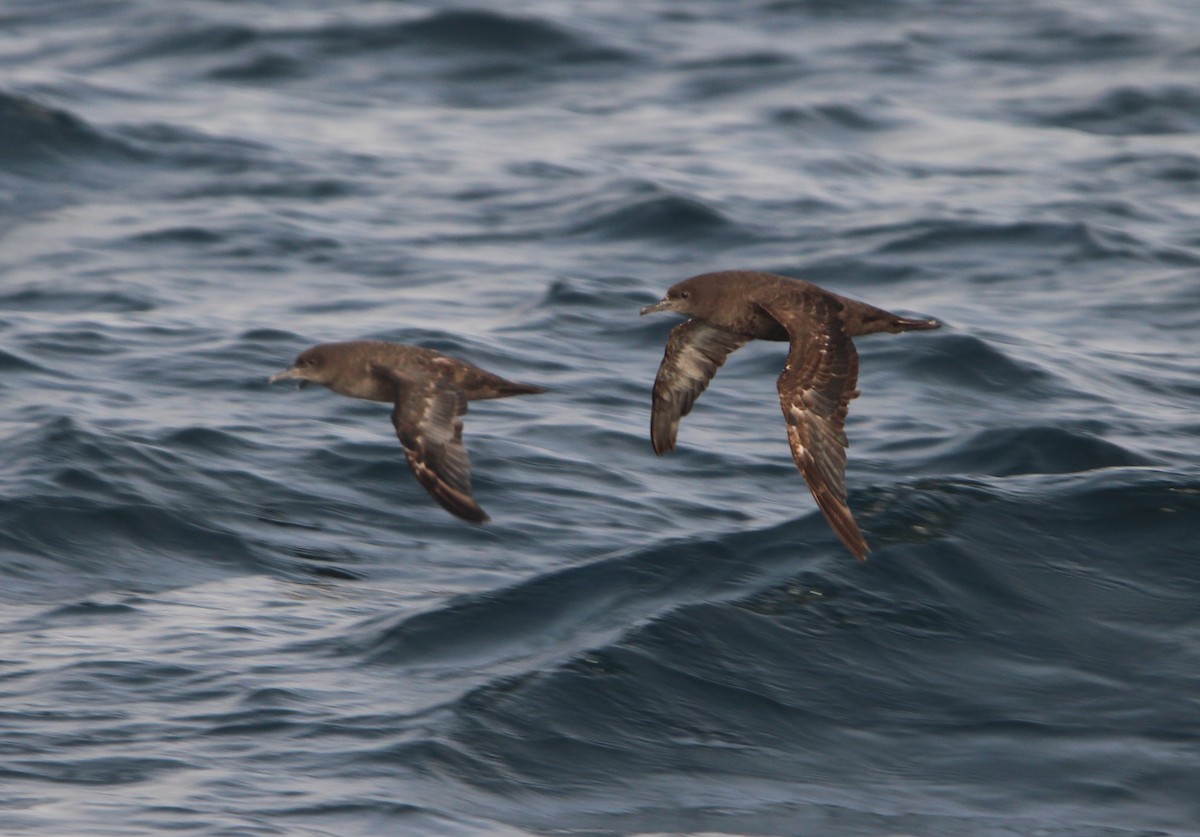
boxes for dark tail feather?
[508,382,549,396]
[489,379,548,399]
[843,300,940,335]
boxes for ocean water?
[2,1,1199,835]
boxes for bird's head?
[269,345,336,389]
[639,273,725,319]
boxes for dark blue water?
[2,2,1199,835]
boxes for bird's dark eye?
[679,290,690,300]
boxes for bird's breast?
[329,374,396,403]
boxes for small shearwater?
[270,340,546,523]
[640,270,939,560]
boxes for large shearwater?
[270,340,546,523]
[640,270,939,560]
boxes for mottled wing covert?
[760,299,870,560]
[377,365,489,523]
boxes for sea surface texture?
[2,2,1198,835]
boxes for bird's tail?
[472,375,548,399]
[847,301,940,335]
[497,381,549,397]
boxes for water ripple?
[3,1,1199,834]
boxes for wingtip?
[804,483,872,562]
[840,528,872,561]
[833,527,871,561]
[443,503,489,524]
[650,416,680,456]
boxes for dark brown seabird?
[269,340,546,524]
[640,270,939,560]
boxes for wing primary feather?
[762,299,871,560]
[381,368,490,524]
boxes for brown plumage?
[640,270,939,560]
[270,340,545,523]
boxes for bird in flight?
[641,270,939,560]
[271,340,545,523]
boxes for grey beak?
[640,298,673,316]
[269,367,300,384]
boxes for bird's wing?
[758,298,869,560]
[375,365,489,523]
[650,319,750,454]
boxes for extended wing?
[650,319,750,454]
[759,299,869,560]
[376,365,489,523]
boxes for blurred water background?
[2,1,1198,835]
